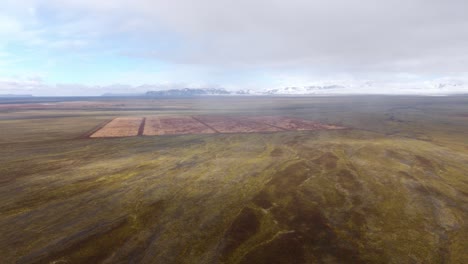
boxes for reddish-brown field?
[248,116,346,130]
[89,115,345,138]
[90,117,143,138]
[194,116,283,133]
[144,116,216,135]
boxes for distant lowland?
[0,94,33,98]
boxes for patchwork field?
[194,116,283,133]
[144,116,216,135]
[0,96,467,264]
[247,116,346,130]
[93,115,344,137]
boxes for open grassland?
[0,96,467,263]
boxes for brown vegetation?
[90,115,346,138]
[143,116,216,135]
[248,116,346,130]
[194,116,283,133]
[90,117,143,138]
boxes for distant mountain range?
[97,81,468,97]
[262,85,347,95]
[143,86,350,97]
[146,88,231,97]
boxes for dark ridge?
[268,162,311,195]
[269,197,364,263]
[23,200,166,264]
[138,117,146,136]
[252,190,273,209]
[244,161,365,263]
[415,155,435,170]
[313,152,339,170]
[239,232,305,264]
[18,217,129,264]
[337,169,362,191]
[78,118,113,139]
[219,207,260,261]
[270,148,284,157]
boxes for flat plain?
[0,96,467,263]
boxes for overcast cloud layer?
[1,0,468,95]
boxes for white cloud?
[0,15,22,36]
[1,0,468,95]
[49,1,468,73]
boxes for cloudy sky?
[1,0,468,95]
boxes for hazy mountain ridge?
[146,88,230,97]
[141,82,468,97]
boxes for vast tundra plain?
[0,96,467,263]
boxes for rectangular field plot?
[90,117,143,138]
[144,116,216,135]
[87,115,346,138]
[248,116,346,131]
[194,116,283,133]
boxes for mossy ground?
[0,96,467,263]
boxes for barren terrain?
[0,96,467,264]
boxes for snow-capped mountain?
[262,81,468,95]
[263,85,348,95]
[144,86,352,97]
[140,81,468,97]
[146,88,230,97]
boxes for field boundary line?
[138,117,146,136]
[79,118,114,139]
[190,116,220,133]
[254,120,290,131]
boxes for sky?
[1,0,468,96]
